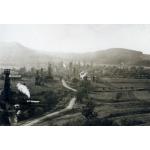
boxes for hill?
[57,48,150,66]
[0,42,150,68]
[0,42,53,68]
[92,48,144,65]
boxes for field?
[1,76,150,126]
[33,78,150,126]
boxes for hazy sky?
[0,24,150,54]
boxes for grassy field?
[2,77,149,126]
[33,78,150,126]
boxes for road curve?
[21,80,77,126]
[61,79,77,92]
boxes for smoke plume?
[63,63,67,69]
[80,71,87,80]
[16,83,30,98]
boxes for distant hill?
[0,42,150,68]
[0,42,53,68]
[92,48,144,65]
[63,48,150,66]
[93,48,150,66]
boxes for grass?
[0,77,73,122]
[4,77,150,126]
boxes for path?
[21,80,77,126]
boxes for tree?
[76,80,92,103]
[82,101,97,121]
[19,67,26,76]
[76,87,88,103]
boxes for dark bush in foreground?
[112,118,144,126]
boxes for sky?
[0,24,150,54]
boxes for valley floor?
[30,79,150,126]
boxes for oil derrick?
[92,71,96,82]
[73,67,76,78]
[77,61,81,68]
[47,63,53,80]
[92,75,96,82]
[40,68,45,85]
[69,62,73,70]
[90,61,93,67]
[35,70,41,85]
[35,68,46,86]
[68,61,73,79]
[71,66,79,83]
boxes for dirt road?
[21,80,77,126]
[61,79,77,92]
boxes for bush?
[112,118,144,126]
[34,107,44,116]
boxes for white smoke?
[80,71,87,80]
[27,100,40,103]
[63,63,67,69]
[17,83,30,98]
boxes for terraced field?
[88,79,150,126]
[29,79,150,126]
[92,93,150,125]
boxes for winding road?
[61,79,77,92]
[21,79,77,126]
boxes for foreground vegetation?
[33,79,150,126]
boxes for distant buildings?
[9,70,22,79]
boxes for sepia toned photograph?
[0,24,150,126]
